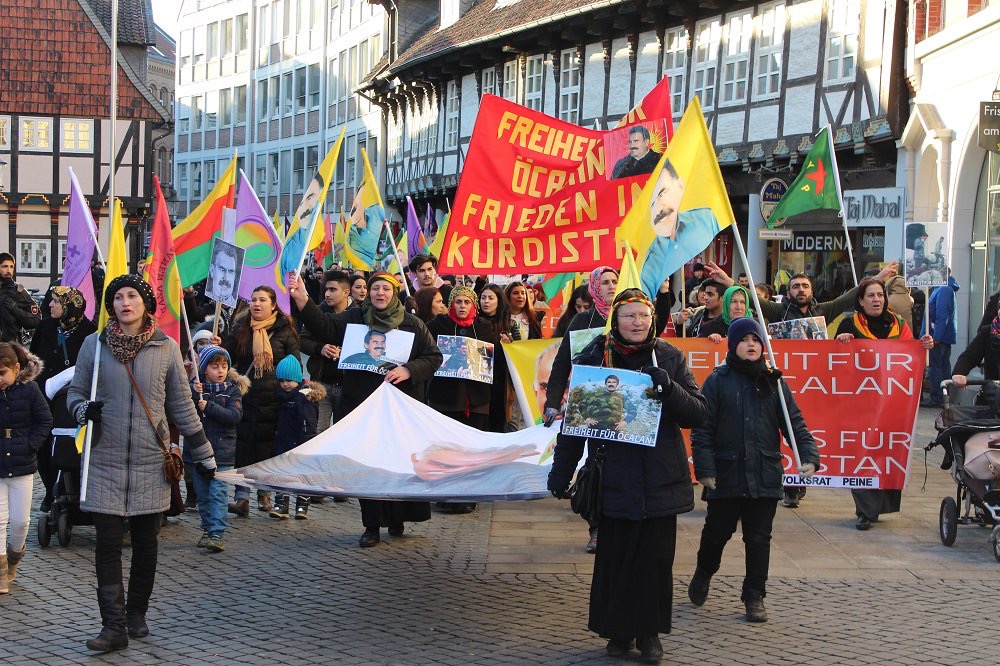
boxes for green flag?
[766,127,840,228]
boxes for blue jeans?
[927,343,952,405]
[194,465,232,536]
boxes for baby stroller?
[37,381,93,547]
[926,379,1000,561]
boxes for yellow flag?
[273,208,284,244]
[427,211,449,259]
[344,148,386,271]
[98,199,128,332]
[616,97,734,300]
[604,241,643,334]
[333,209,347,266]
[75,424,87,454]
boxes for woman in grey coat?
[68,275,216,653]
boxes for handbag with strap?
[124,363,184,483]
[569,444,606,523]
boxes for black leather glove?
[543,407,560,428]
[547,476,571,499]
[642,366,672,394]
[194,457,217,479]
[76,400,104,424]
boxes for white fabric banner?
[217,383,559,501]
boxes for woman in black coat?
[292,272,443,547]
[547,289,708,663]
[29,286,96,511]
[426,286,499,512]
[220,285,300,515]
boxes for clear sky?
[150,0,180,40]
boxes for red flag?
[144,176,183,343]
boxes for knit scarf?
[362,297,405,333]
[105,316,156,365]
[202,381,228,394]
[250,313,278,378]
[725,351,782,395]
[851,311,901,340]
[603,294,656,367]
[589,266,617,319]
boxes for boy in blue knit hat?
[189,344,249,552]
[270,355,325,519]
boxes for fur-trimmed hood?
[301,382,327,403]
[227,369,251,396]
[9,348,43,385]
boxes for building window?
[481,68,496,97]
[294,67,307,113]
[20,118,52,150]
[271,75,281,118]
[257,80,269,121]
[191,162,202,199]
[663,27,687,116]
[193,24,206,65]
[255,156,267,193]
[524,55,544,111]
[236,13,249,53]
[192,95,204,130]
[692,18,720,110]
[826,0,859,84]
[220,89,233,127]
[207,22,219,60]
[755,1,785,99]
[293,148,305,193]
[58,240,67,272]
[0,116,10,149]
[269,153,280,194]
[559,49,580,124]
[257,5,269,64]
[235,85,247,125]
[178,163,189,198]
[282,72,294,115]
[720,10,752,106]
[16,239,49,273]
[205,160,217,191]
[179,29,192,69]
[205,90,218,130]
[221,18,234,57]
[308,63,321,110]
[442,81,459,150]
[61,119,93,152]
[503,60,518,101]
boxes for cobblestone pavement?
[2,406,998,664]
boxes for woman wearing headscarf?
[547,289,707,662]
[219,285,300,516]
[541,267,618,552]
[291,271,443,547]
[698,284,754,342]
[68,275,216,652]
[426,286,499,512]
[30,285,97,511]
[835,277,933,530]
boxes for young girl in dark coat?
[0,343,53,593]
[269,355,325,520]
[688,317,819,623]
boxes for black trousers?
[695,497,778,599]
[91,512,161,616]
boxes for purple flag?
[234,170,291,313]
[64,168,97,320]
[405,196,426,264]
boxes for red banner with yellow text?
[440,79,674,274]
[507,337,924,490]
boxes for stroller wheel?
[57,511,72,547]
[37,511,51,548]
[992,526,1000,563]
[940,497,959,546]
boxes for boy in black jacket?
[270,355,325,520]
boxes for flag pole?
[180,298,202,386]
[729,222,803,469]
[825,125,858,287]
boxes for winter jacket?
[29,316,97,390]
[924,276,959,345]
[0,280,41,342]
[223,314,300,466]
[188,370,250,466]
[691,364,820,500]
[67,329,213,516]
[0,351,53,478]
[548,336,708,521]
[953,326,1000,381]
[296,299,443,417]
[425,313,499,413]
[273,382,326,455]
[300,325,344,386]
[758,286,858,323]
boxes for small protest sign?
[338,323,414,375]
[561,366,661,447]
[434,335,494,384]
